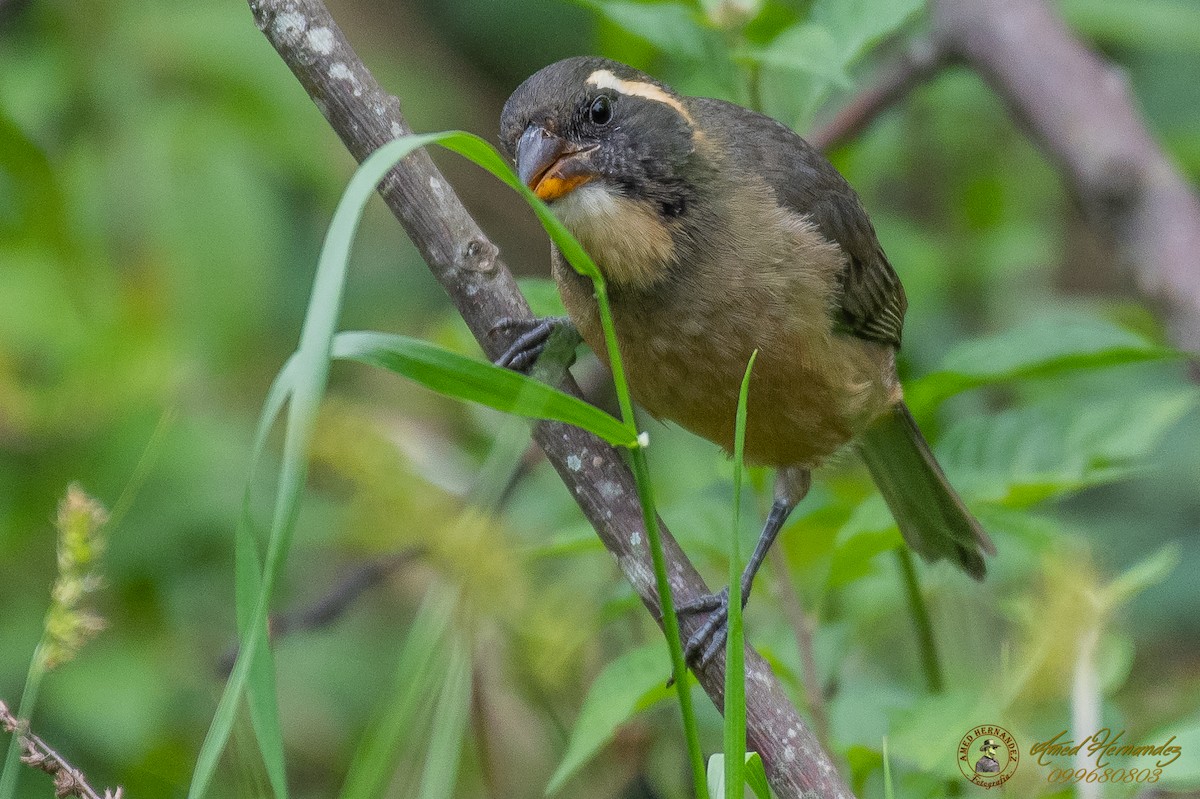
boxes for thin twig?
[470,664,500,799]
[766,549,831,753]
[809,37,946,153]
[248,3,851,796]
[0,700,123,799]
[217,547,424,677]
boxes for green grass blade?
[416,630,473,799]
[628,447,709,798]
[189,132,451,799]
[882,736,895,799]
[234,522,287,798]
[430,135,639,455]
[339,587,457,799]
[232,357,300,799]
[331,331,635,447]
[422,132,707,792]
[193,129,705,799]
[744,753,771,799]
[724,350,757,799]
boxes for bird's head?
[500,57,700,218]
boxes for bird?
[494,56,995,667]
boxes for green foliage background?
[2,0,1199,797]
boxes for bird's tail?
[857,402,995,580]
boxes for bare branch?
[1,700,123,799]
[217,547,424,677]
[247,1,849,796]
[931,0,1200,352]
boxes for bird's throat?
[550,185,676,290]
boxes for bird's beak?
[516,125,598,202]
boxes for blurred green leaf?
[939,388,1199,505]
[1061,0,1200,52]
[830,388,1193,582]
[1094,632,1136,696]
[843,744,884,797]
[742,0,919,99]
[907,312,1177,413]
[1149,713,1200,788]
[1102,543,1180,613]
[810,0,923,64]
[748,0,919,126]
[737,23,851,86]
[332,331,635,447]
[546,643,678,794]
[579,1,714,60]
[887,688,980,777]
[829,495,902,588]
[0,112,72,254]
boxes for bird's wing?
[809,190,908,348]
[694,99,908,348]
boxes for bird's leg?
[490,315,576,373]
[678,466,811,669]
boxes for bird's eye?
[589,95,613,126]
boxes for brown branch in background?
[766,549,831,755]
[217,547,424,677]
[248,2,850,796]
[931,0,1200,352]
[1,700,123,799]
[470,665,500,799]
[809,37,945,153]
[809,0,1200,352]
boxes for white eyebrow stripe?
[586,68,695,127]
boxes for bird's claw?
[490,316,567,373]
[677,586,733,670]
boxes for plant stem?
[0,653,45,799]
[1,689,113,799]
[747,62,764,117]
[630,447,709,798]
[591,278,707,798]
[896,549,944,693]
[725,352,757,799]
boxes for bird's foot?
[490,316,571,373]
[676,586,738,670]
